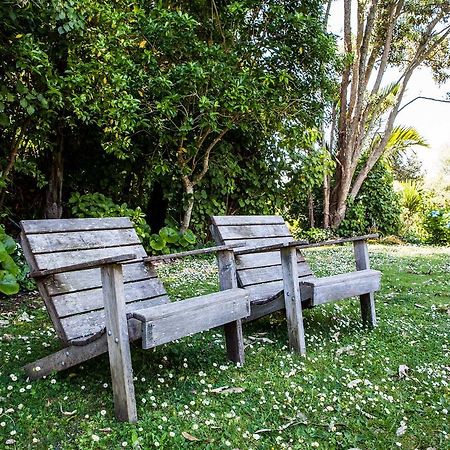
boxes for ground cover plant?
[0,245,449,449]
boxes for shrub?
[339,162,401,236]
[290,222,334,243]
[0,225,20,295]
[69,192,197,254]
[69,192,152,243]
[423,209,450,245]
[149,227,197,255]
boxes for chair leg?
[101,264,137,423]
[224,319,245,365]
[280,247,306,355]
[360,292,377,328]
[353,240,377,328]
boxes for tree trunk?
[45,127,64,219]
[307,192,315,228]
[323,173,330,229]
[181,176,194,231]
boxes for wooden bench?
[20,218,250,422]
[210,215,381,354]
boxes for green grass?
[0,245,449,449]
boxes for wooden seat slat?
[21,217,133,234]
[218,224,292,240]
[211,215,286,226]
[132,288,247,322]
[237,264,313,287]
[27,228,140,254]
[235,251,307,270]
[46,262,155,296]
[34,245,147,271]
[61,296,170,342]
[53,279,169,318]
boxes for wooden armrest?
[234,240,308,255]
[144,244,244,263]
[234,234,379,255]
[297,234,379,250]
[29,253,137,279]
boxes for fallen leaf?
[18,312,32,322]
[0,319,10,327]
[99,427,112,433]
[347,379,362,388]
[182,431,199,442]
[59,405,77,416]
[210,386,245,394]
[398,365,409,379]
[396,421,407,436]
[248,336,275,344]
[336,344,355,357]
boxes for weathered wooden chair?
[20,218,250,422]
[210,215,381,354]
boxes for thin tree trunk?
[307,192,315,228]
[45,126,64,219]
[323,173,330,228]
[181,177,194,232]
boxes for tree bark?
[307,192,315,228]
[45,125,64,219]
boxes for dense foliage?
[0,0,337,237]
[0,225,20,294]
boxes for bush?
[0,225,20,295]
[69,192,197,254]
[290,222,334,243]
[149,227,197,255]
[69,192,152,243]
[339,162,401,236]
[423,209,450,245]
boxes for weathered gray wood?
[218,224,291,240]
[211,215,381,353]
[211,215,285,226]
[236,251,308,270]
[53,278,168,318]
[34,245,146,271]
[27,228,140,254]
[20,231,69,342]
[46,262,155,295]
[222,236,294,250]
[280,247,306,355]
[21,217,133,233]
[138,291,250,349]
[234,234,379,256]
[23,320,142,380]
[61,296,169,342]
[133,288,246,322]
[101,264,137,423]
[233,239,306,255]
[300,269,381,306]
[30,253,137,278]
[354,241,377,327]
[144,244,244,262]
[217,250,245,365]
[237,263,313,287]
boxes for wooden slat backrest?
[210,216,314,298]
[20,218,169,344]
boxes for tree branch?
[398,96,450,113]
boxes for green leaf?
[180,229,196,244]
[159,226,179,244]
[0,271,19,295]
[150,235,166,251]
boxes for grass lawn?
[0,245,449,449]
